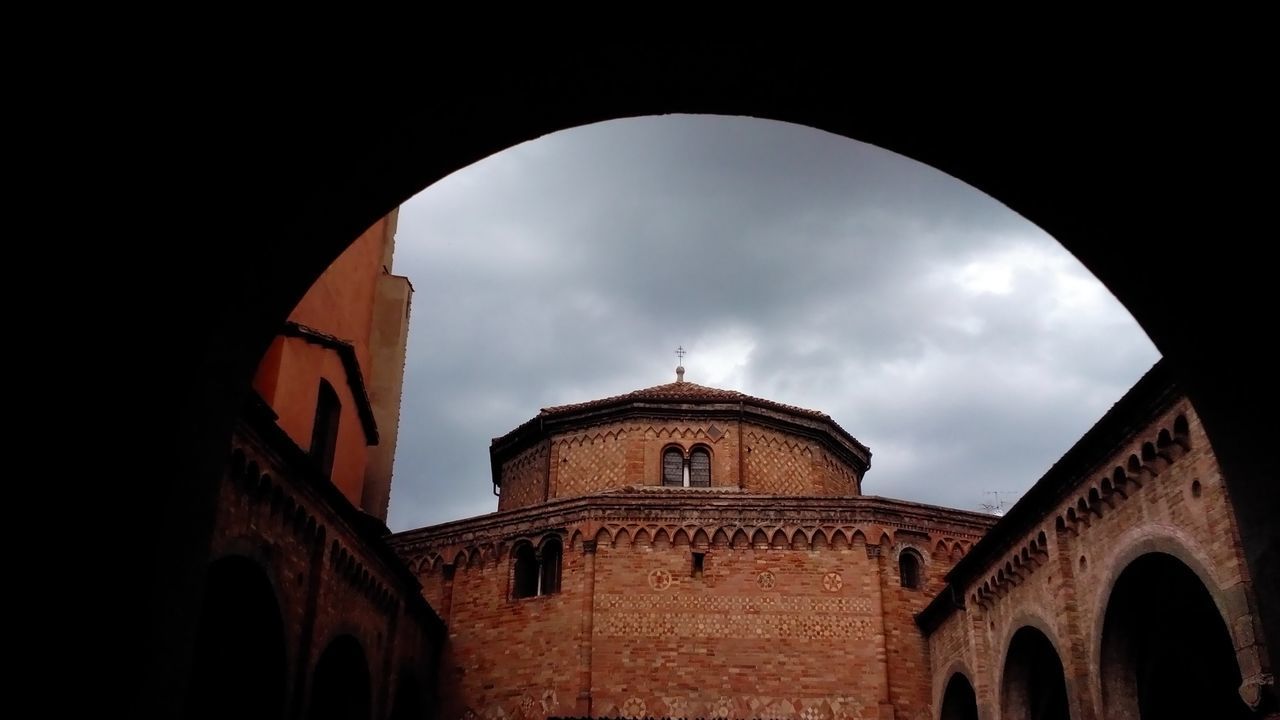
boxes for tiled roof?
[541,381,835,422]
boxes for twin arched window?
[512,537,562,599]
[663,446,712,487]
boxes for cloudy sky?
[384,115,1159,532]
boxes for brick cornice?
[236,392,441,631]
[917,358,1182,634]
[389,489,995,557]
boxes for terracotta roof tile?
[541,381,834,423]
[491,379,870,471]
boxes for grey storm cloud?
[383,115,1159,531]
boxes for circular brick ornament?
[648,569,672,591]
[622,698,647,718]
[758,570,777,590]
[823,571,843,592]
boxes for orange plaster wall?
[251,215,396,509]
[288,215,389,374]
[256,336,370,506]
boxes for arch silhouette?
[1098,552,1251,719]
[938,671,979,720]
[308,635,371,720]
[133,55,1279,714]
[184,555,287,720]
[1001,626,1069,720]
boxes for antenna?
[980,490,1020,516]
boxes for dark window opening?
[663,446,712,487]
[662,448,684,487]
[310,380,341,479]
[899,549,923,590]
[513,537,562,599]
[512,544,539,599]
[539,538,562,594]
[689,448,712,487]
[692,551,705,578]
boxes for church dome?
[489,377,871,510]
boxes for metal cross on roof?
[675,346,686,364]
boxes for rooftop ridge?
[540,380,835,423]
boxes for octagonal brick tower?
[490,370,871,511]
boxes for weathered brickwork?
[742,425,858,497]
[491,381,870,512]
[551,424,632,499]
[590,539,886,719]
[499,419,862,511]
[497,442,549,511]
[634,421,741,490]
[397,363,1271,720]
[742,425,813,495]
[921,387,1273,717]
[207,407,443,719]
[817,449,861,495]
[432,539,583,720]
[394,494,992,720]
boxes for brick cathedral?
[199,210,1272,720]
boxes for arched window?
[689,447,712,487]
[512,543,538,599]
[661,446,713,487]
[512,536,563,599]
[899,549,923,590]
[310,379,341,479]
[662,448,684,487]
[539,538,562,594]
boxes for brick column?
[869,543,896,720]
[289,534,328,719]
[377,603,401,720]
[967,601,993,717]
[439,563,456,624]
[576,540,598,716]
[1052,525,1097,720]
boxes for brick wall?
[498,442,549,511]
[494,415,865,509]
[631,421,742,490]
[400,497,991,720]
[551,424,631,499]
[499,419,861,510]
[433,541,583,720]
[589,534,889,719]
[206,412,443,720]
[743,424,858,496]
[924,399,1270,718]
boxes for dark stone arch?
[1173,414,1191,446]
[1127,454,1142,475]
[132,55,1280,715]
[308,635,372,720]
[184,555,287,720]
[1001,626,1069,720]
[939,671,979,720]
[1100,552,1251,719]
